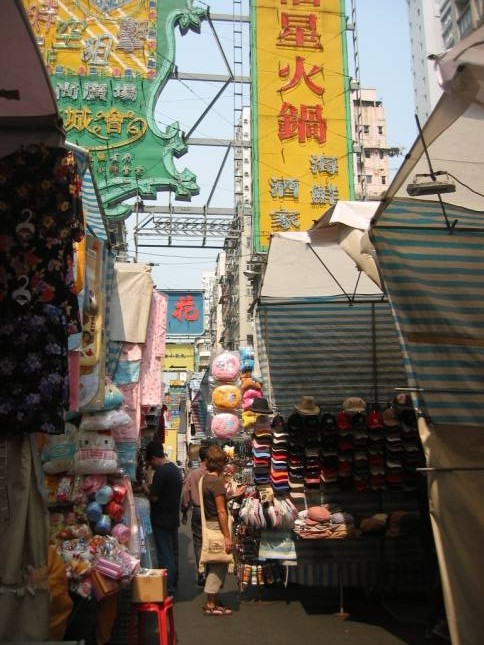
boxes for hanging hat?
[392,392,414,411]
[294,395,320,416]
[342,397,366,414]
[247,397,273,415]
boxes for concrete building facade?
[407,0,484,123]
[351,88,401,200]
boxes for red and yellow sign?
[26,0,156,78]
[251,0,353,251]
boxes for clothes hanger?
[12,275,32,306]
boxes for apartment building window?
[366,175,372,184]
[382,176,387,185]
[377,126,383,134]
[363,125,370,134]
[364,149,371,158]
[379,150,385,159]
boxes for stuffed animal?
[74,431,118,475]
[212,384,241,410]
[42,423,78,474]
[211,413,240,439]
[211,350,240,382]
[242,388,263,410]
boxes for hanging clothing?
[0,143,84,335]
[0,302,69,435]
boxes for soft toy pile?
[46,473,140,599]
[210,350,242,439]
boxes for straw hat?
[294,395,320,416]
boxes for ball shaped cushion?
[211,413,240,439]
[211,351,240,382]
[212,384,241,410]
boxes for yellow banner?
[165,343,195,372]
[252,0,352,251]
[24,0,155,78]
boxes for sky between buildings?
[133,0,421,291]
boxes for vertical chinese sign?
[251,0,353,252]
[24,0,207,220]
[163,290,204,336]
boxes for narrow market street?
[108,523,439,645]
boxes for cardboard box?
[131,569,168,602]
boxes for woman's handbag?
[198,476,234,571]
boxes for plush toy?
[239,346,254,359]
[211,350,240,382]
[240,357,255,373]
[242,410,257,430]
[242,388,263,410]
[42,423,77,474]
[74,431,118,475]
[95,485,114,505]
[240,376,263,393]
[211,413,240,439]
[212,384,241,410]
[80,408,131,431]
[111,523,131,545]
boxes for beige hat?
[342,397,366,414]
[294,395,320,416]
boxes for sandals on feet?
[203,604,233,616]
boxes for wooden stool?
[128,596,175,645]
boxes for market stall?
[369,26,484,645]
[236,222,429,603]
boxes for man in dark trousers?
[181,445,208,586]
[143,441,182,597]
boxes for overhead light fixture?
[406,173,456,197]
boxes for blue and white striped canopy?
[372,197,484,426]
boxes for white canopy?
[261,199,383,301]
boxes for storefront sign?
[163,290,204,336]
[23,0,207,219]
[251,0,353,251]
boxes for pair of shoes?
[197,573,206,587]
[203,604,232,616]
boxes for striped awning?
[67,143,109,242]
[371,201,484,427]
[255,296,407,417]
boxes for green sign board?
[24,0,207,219]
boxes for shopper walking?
[181,445,208,586]
[200,445,234,616]
[143,441,183,596]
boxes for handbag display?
[198,476,234,571]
